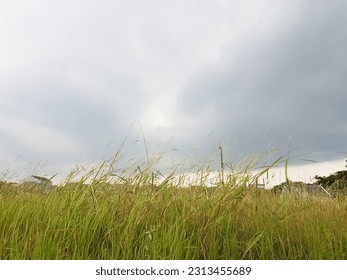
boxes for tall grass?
[0,151,346,260]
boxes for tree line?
[273,160,347,194]
[314,160,347,191]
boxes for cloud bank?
[0,0,346,180]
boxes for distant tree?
[314,160,347,191]
[272,182,285,194]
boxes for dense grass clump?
[1,178,346,260]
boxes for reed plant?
[0,151,346,260]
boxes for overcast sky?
[1,0,346,182]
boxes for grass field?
[1,158,346,260]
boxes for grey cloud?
[2,74,145,163]
[1,0,347,178]
[178,1,347,162]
